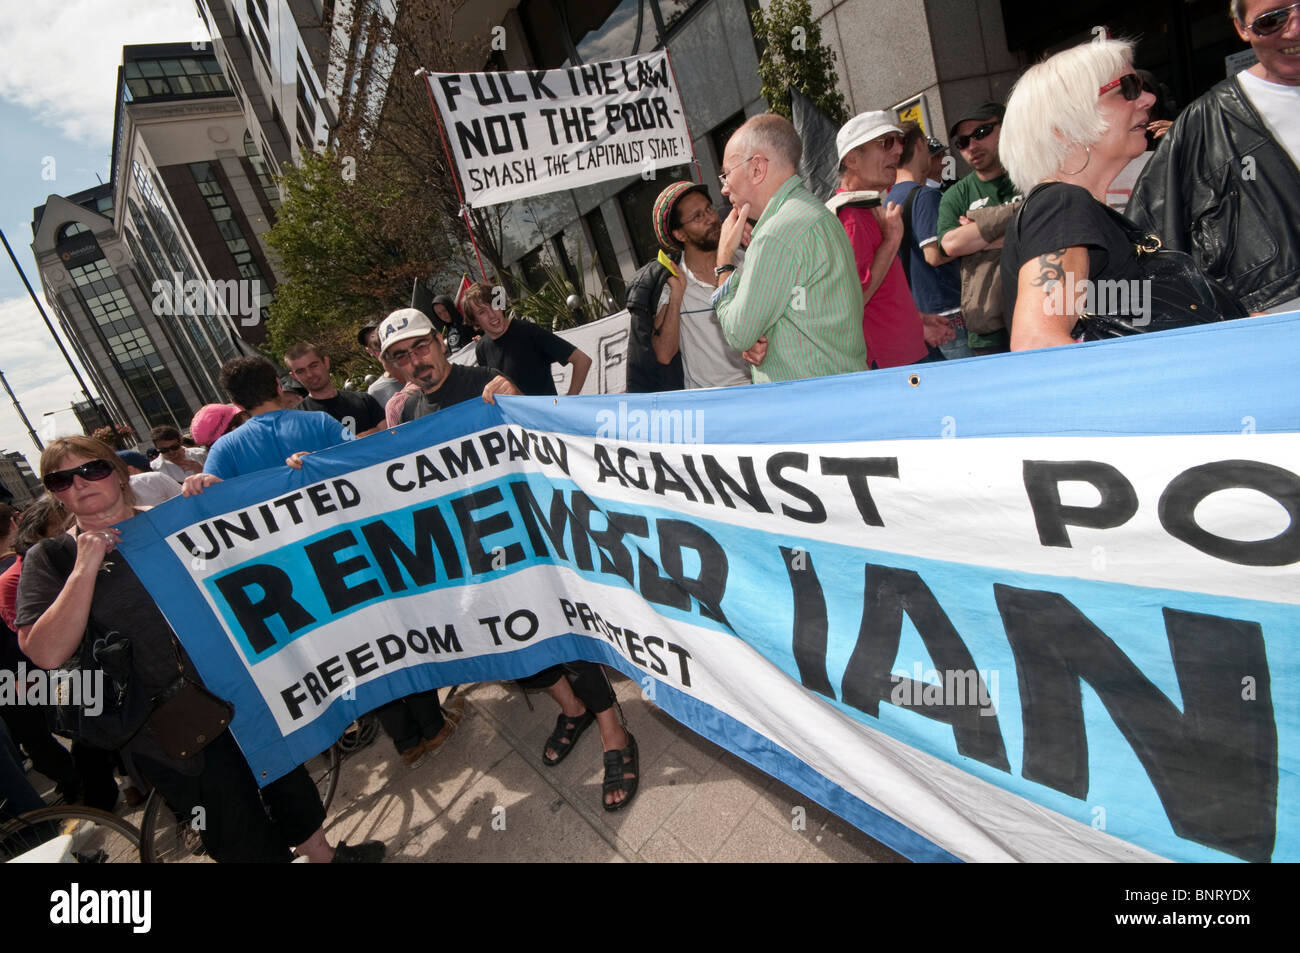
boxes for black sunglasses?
[1099,73,1142,101]
[1248,1,1299,36]
[953,121,999,151]
[44,459,115,493]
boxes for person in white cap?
[376,308,519,422]
[829,110,931,369]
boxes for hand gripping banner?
[118,313,1300,863]
[426,52,692,207]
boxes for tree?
[751,0,848,125]
[262,149,434,380]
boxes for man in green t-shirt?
[937,101,1021,354]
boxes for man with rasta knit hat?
[647,181,754,389]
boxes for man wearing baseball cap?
[377,307,518,422]
[647,181,752,389]
[829,110,931,369]
[936,100,1021,355]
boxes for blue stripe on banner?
[497,310,1300,442]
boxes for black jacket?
[1127,77,1300,314]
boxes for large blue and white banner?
[119,314,1300,863]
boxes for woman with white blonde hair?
[999,38,1165,349]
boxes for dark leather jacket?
[1127,76,1300,314]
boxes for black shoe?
[331,840,385,863]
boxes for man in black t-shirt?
[284,342,386,436]
[375,308,519,423]
[462,282,592,397]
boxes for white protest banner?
[427,53,692,207]
[120,313,1300,863]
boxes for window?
[246,0,273,74]
[123,55,230,100]
[244,131,281,209]
[189,161,273,327]
[57,222,92,240]
[66,251,192,428]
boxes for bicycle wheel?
[1,806,142,863]
[309,745,342,815]
[139,791,211,863]
[335,714,379,754]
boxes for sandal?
[542,709,594,766]
[602,732,639,812]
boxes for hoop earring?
[1063,145,1091,176]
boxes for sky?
[0,0,207,476]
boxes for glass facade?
[123,55,230,101]
[66,252,191,429]
[244,131,281,210]
[130,160,241,364]
[125,210,224,397]
[189,161,273,326]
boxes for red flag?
[453,275,472,311]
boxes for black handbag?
[44,543,153,750]
[49,624,154,750]
[1013,183,1247,340]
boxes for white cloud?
[0,294,95,466]
[0,0,207,144]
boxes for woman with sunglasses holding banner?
[12,436,383,862]
[999,38,1244,350]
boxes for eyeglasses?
[1099,73,1142,101]
[719,155,760,186]
[679,205,718,227]
[44,459,115,493]
[1246,1,1300,35]
[386,336,435,364]
[155,442,181,453]
[873,133,904,151]
[952,121,1000,151]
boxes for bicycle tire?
[139,790,211,863]
[313,744,342,814]
[140,745,341,862]
[335,714,379,754]
[1,806,143,863]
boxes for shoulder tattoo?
[1030,250,1066,293]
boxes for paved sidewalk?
[317,674,907,862]
[29,674,907,862]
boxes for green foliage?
[751,0,848,125]
[262,150,445,382]
[506,253,606,333]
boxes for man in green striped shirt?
[711,114,866,384]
